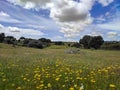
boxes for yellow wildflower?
[90,79,96,83]
[69,87,74,90]
[2,79,6,82]
[47,83,52,88]
[23,77,27,80]
[16,87,21,90]
[55,77,60,81]
[109,84,116,88]
[11,83,15,87]
[76,77,82,80]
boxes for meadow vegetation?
[0,43,120,90]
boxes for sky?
[0,0,120,41]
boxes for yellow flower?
[76,77,82,80]
[23,77,27,80]
[69,87,74,90]
[36,86,40,89]
[2,79,6,82]
[55,77,60,81]
[74,84,77,88]
[47,83,52,88]
[62,85,65,87]
[16,87,21,90]
[109,84,116,88]
[39,84,44,87]
[90,79,96,83]
[11,83,15,87]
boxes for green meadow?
[0,43,120,90]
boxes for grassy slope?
[0,43,120,90]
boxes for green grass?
[0,43,120,90]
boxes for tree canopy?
[80,35,104,49]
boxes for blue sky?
[0,0,120,41]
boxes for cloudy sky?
[0,0,120,41]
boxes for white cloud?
[49,0,93,38]
[0,24,44,39]
[96,9,120,31]
[98,0,114,6]
[6,0,115,39]
[97,15,120,31]
[49,0,113,38]
[24,1,35,9]
[52,35,64,41]
[107,32,119,40]
[0,11,20,23]
[0,11,10,17]
[107,32,118,37]
[7,0,51,9]
[81,0,95,10]
[97,22,120,31]
[96,15,106,22]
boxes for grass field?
[0,43,120,90]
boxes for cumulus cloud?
[7,0,51,9]
[49,0,94,38]
[24,1,36,9]
[0,24,44,39]
[49,0,114,38]
[7,0,114,39]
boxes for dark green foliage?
[18,37,25,42]
[55,41,64,45]
[80,35,104,49]
[39,38,51,43]
[89,36,104,49]
[101,41,120,50]
[23,38,32,46]
[71,42,81,48]
[27,40,44,49]
[0,33,5,43]
[79,35,92,49]
[4,36,16,44]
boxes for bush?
[71,43,81,48]
[0,33,5,43]
[39,38,51,43]
[23,38,32,46]
[27,40,44,49]
[55,41,64,45]
[80,35,104,49]
[101,42,120,50]
[4,36,16,44]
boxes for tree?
[27,40,44,49]
[55,41,64,45]
[80,35,104,49]
[89,36,104,49]
[4,36,16,44]
[79,35,92,49]
[19,37,25,42]
[71,42,81,48]
[39,38,51,43]
[23,38,32,46]
[0,33,5,43]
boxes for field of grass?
[0,43,120,90]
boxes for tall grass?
[0,43,120,90]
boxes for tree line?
[0,33,51,49]
[0,33,120,50]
